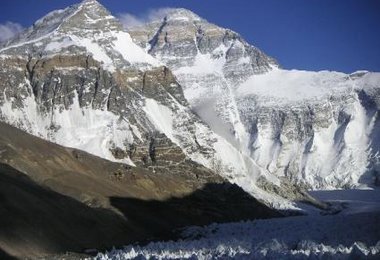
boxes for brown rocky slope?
[0,122,280,259]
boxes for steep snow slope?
[1,0,159,70]
[236,69,380,189]
[0,1,309,209]
[96,189,380,259]
[128,9,380,190]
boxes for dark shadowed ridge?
[0,163,129,258]
[0,248,16,260]
[110,182,280,242]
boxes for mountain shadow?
[0,163,280,259]
[0,248,16,260]
[110,182,281,242]
[0,163,132,259]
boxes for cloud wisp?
[118,8,175,29]
[0,22,23,42]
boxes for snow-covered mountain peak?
[0,0,160,71]
[81,0,100,4]
[60,0,123,32]
[162,8,203,22]
[129,9,278,73]
[4,0,119,46]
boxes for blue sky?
[0,0,379,73]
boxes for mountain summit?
[19,0,121,40]
[129,7,278,73]
[162,8,203,22]
[2,0,159,71]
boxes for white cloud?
[0,22,23,42]
[118,8,175,29]
[118,13,145,28]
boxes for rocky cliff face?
[0,0,307,209]
[128,9,380,190]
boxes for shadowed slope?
[0,163,131,258]
[110,182,280,241]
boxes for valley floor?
[95,189,380,259]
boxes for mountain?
[0,0,313,209]
[128,8,380,190]
[1,0,379,258]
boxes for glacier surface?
[95,189,380,259]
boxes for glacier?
[95,189,380,259]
